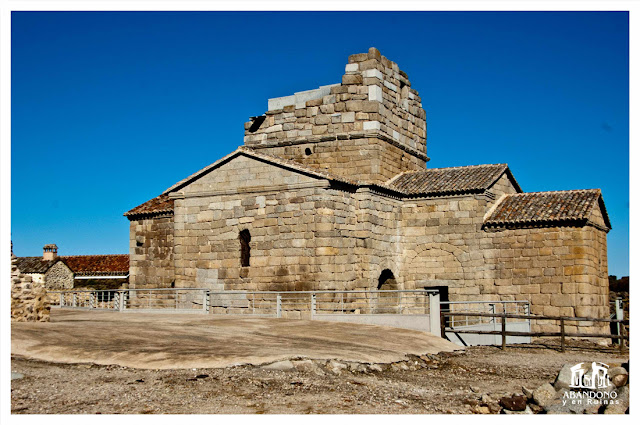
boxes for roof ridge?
[425,163,508,172]
[60,254,128,258]
[503,188,601,196]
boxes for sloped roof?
[386,164,521,196]
[15,257,57,274]
[484,189,611,230]
[61,255,129,276]
[124,193,174,217]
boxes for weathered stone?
[471,405,490,414]
[603,385,629,414]
[532,383,557,408]
[607,366,628,387]
[554,363,583,390]
[327,360,347,375]
[499,394,527,411]
[261,360,295,371]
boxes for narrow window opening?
[248,115,266,133]
[399,81,406,89]
[377,269,397,290]
[304,147,312,156]
[239,229,251,267]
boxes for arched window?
[239,229,251,267]
[378,269,396,290]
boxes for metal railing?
[50,288,434,317]
[51,288,209,313]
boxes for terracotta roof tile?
[61,254,129,276]
[484,189,610,229]
[387,164,519,196]
[124,193,174,217]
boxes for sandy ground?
[11,342,627,414]
[11,309,459,368]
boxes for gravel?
[11,341,627,414]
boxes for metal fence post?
[620,324,625,354]
[202,290,208,313]
[72,293,77,308]
[59,293,64,307]
[428,291,440,335]
[560,318,565,352]
[276,294,282,318]
[311,293,316,318]
[615,298,623,337]
[118,291,125,312]
[90,292,95,309]
[501,312,506,350]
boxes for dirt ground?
[11,341,627,414]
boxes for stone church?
[125,48,611,326]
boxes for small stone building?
[125,48,611,331]
[15,244,130,291]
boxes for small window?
[304,147,312,156]
[239,229,251,267]
[378,269,396,290]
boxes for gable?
[486,172,521,199]
[179,153,325,196]
[587,198,612,230]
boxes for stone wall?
[150,150,611,331]
[44,260,74,290]
[129,214,175,288]
[383,186,608,332]
[252,138,425,184]
[172,155,361,296]
[12,254,50,322]
[244,48,428,184]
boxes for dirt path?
[12,310,459,368]
[11,343,627,414]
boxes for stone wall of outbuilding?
[44,260,74,290]
[11,254,50,322]
[129,214,175,288]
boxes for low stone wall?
[11,254,50,322]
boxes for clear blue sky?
[11,11,629,276]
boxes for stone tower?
[243,47,428,184]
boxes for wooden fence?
[441,311,628,353]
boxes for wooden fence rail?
[440,311,628,353]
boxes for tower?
[243,48,428,184]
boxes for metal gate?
[441,300,532,346]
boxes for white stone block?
[392,130,400,140]
[363,121,381,131]
[363,69,383,80]
[345,63,359,73]
[368,85,383,102]
[384,80,398,93]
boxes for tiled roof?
[15,257,56,274]
[386,164,521,196]
[124,193,174,217]
[61,255,129,276]
[484,189,611,229]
